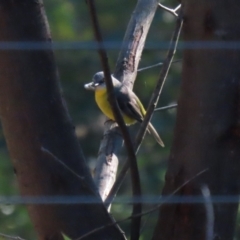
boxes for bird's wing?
[115,86,143,122]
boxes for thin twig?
[105,7,183,207]
[76,168,208,240]
[140,169,209,234]
[136,8,183,149]
[137,59,181,72]
[86,1,142,239]
[158,3,181,17]
[155,103,177,111]
[41,147,84,180]
[0,233,26,240]
[41,147,98,196]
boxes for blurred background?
[0,0,183,239]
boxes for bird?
[84,71,164,147]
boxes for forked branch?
[158,3,181,17]
[86,1,142,239]
[105,7,183,207]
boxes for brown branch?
[105,7,183,207]
[86,1,142,239]
[77,168,208,240]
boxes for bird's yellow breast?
[94,89,136,125]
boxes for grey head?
[84,71,121,90]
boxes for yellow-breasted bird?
[84,72,164,147]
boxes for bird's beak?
[84,82,95,91]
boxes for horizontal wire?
[0,41,239,50]
[0,195,239,205]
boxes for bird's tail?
[147,123,164,147]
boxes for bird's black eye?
[98,79,104,84]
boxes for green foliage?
[0,0,181,239]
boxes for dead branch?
[155,104,178,111]
[93,0,159,208]
[201,185,214,240]
[158,3,181,17]
[77,168,207,240]
[0,233,25,240]
[86,1,142,239]
[105,7,183,207]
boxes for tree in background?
[0,0,178,239]
[154,1,240,239]
[0,0,240,240]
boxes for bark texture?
[0,1,125,239]
[94,0,159,205]
[153,1,240,240]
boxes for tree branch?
[86,1,142,239]
[135,8,183,149]
[137,59,181,72]
[93,0,159,209]
[201,185,214,240]
[105,7,183,207]
[158,3,181,17]
[114,0,159,88]
[155,103,178,112]
[77,168,207,240]
[0,233,25,240]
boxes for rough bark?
[153,1,240,240]
[0,1,125,239]
[114,0,159,88]
[94,0,159,204]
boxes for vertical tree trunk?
[153,1,240,239]
[0,1,125,239]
